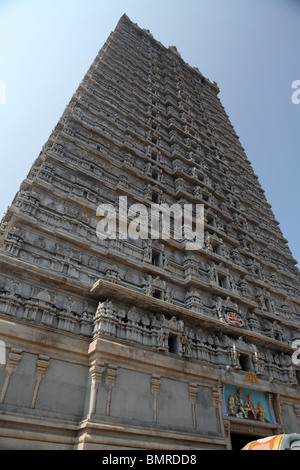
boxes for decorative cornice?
[90,278,294,353]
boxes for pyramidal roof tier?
[118,14,221,92]
[0,15,299,450]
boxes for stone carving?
[3,226,25,256]
[142,274,166,297]
[0,16,299,450]
[105,265,120,283]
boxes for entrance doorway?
[230,433,260,450]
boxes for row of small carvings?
[71,104,274,233]
[87,47,244,157]
[107,31,201,88]
[34,145,282,257]
[113,27,168,64]
[23,151,236,236]
[0,268,298,352]
[58,128,277,248]
[94,55,210,122]
[82,57,225,140]
[15,171,234,236]
[78,90,214,165]
[95,93,231,175]
[103,34,158,69]
[87,60,222,152]
[102,36,216,110]
[4,152,299,279]
[80,81,243,185]
[93,54,224,142]
[59,108,237,206]
[2,207,300,326]
[81,69,242,180]
[57,115,283,248]
[57,146,291,264]
[75,89,217,170]
[1,196,238,271]
[74,82,259,194]
[114,27,214,96]
[86,71,229,159]
[71,94,260,213]
[45,139,234,222]
[115,19,213,94]
[0,222,244,293]
[92,280,299,340]
[97,45,225,133]
[3,211,296,307]
[10,174,296,281]
[0,278,96,336]
[93,300,297,384]
[2,195,299,304]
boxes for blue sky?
[0,0,299,265]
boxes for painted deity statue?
[235,388,249,418]
[228,390,267,422]
[247,393,259,420]
[257,402,266,422]
[228,394,236,416]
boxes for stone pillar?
[274,393,285,431]
[0,347,22,404]
[212,383,225,436]
[294,404,300,426]
[188,383,198,429]
[105,364,118,416]
[88,360,105,416]
[223,420,232,450]
[31,355,50,408]
[151,375,161,423]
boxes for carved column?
[212,383,225,436]
[151,375,161,423]
[294,404,300,424]
[88,360,105,416]
[269,394,282,432]
[0,347,22,404]
[223,420,232,450]
[188,383,198,429]
[105,364,118,416]
[31,355,50,408]
[274,393,285,431]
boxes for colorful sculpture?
[223,308,246,329]
[235,388,249,418]
[243,434,300,450]
[228,394,236,416]
[228,388,267,422]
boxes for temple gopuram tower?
[0,15,299,450]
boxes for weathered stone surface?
[0,14,299,450]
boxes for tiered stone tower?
[0,15,299,450]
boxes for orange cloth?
[243,434,285,450]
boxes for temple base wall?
[0,317,299,450]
